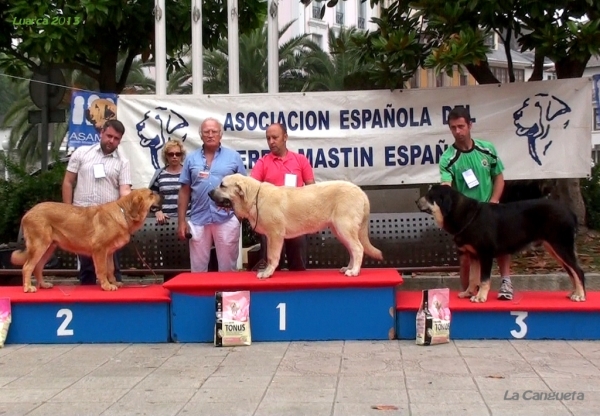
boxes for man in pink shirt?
[251,123,315,270]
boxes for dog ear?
[103,104,116,119]
[235,183,245,198]
[125,193,148,223]
[438,189,453,216]
[165,109,189,134]
[546,95,570,121]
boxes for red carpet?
[164,268,403,295]
[0,285,171,304]
[397,290,600,312]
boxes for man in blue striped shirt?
[177,118,247,272]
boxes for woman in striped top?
[150,139,190,224]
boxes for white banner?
[117,78,592,189]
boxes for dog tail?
[10,249,27,266]
[360,199,384,261]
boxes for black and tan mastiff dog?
[416,185,585,303]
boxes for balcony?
[335,11,344,25]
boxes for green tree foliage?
[0,0,267,93]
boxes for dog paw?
[458,291,473,299]
[339,267,348,274]
[256,271,272,279]
[115,282,124,288]
[344,269,359,277]
[570,293,586,302]
[470,295,487,303]
[23,285,37,293]
[101,283,119,291]
[40,282,53,289]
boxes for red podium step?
[164,269,403,342]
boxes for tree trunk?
[552,178,587,230]
[465,61,499,84]
[528,50,545,81]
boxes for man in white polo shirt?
[62,119,132,285]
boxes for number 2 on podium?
[276,303,286,331]
[57,308,74,336]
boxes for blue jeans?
[78,252,122,285]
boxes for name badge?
[93,164,106,179]
[284,173,297,187]
[198,170,210,180]
[462,169,480,189]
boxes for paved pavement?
[1,339,599,416]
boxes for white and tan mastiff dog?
[208,174,383,279]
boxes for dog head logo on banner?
[512,93,571,166]
[68,92,118,151]
[135,106,189,169]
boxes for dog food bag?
[416,288,451,346]
[215,291,252,347]
[0,298,10,348]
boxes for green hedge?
[0,157,66,243]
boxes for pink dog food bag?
[215,291,251,347]
[0,298,10,348]
[416,288,451,345]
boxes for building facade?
[278,0,379,53]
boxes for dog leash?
[252,183,262,232]
[129,239,162,287]
[453,205,482,237]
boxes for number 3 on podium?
[510,311,528,339]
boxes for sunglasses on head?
[167,152,182,157]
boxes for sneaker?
[498,278,513,300]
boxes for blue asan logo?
[136,107,189,169]
[513,93,571,166]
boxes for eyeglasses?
[167,152,182,157]
[202,129,220,135]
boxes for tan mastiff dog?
[209,174,383,279]
[11,189,161,293]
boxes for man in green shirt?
[439,106,513,300]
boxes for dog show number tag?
[93,164,106,179]
[284,174,297,187]
[462,169,479,189]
